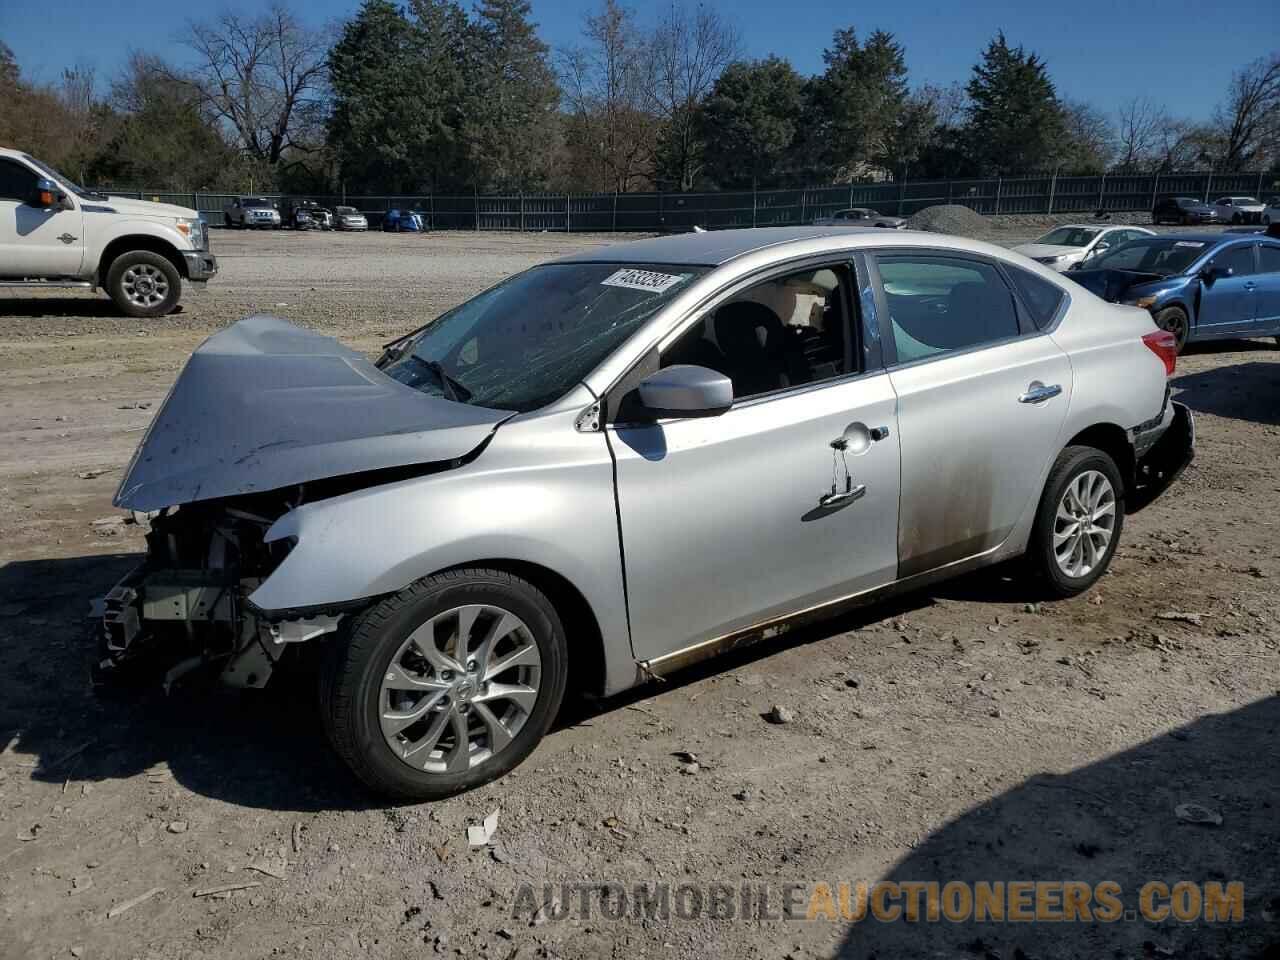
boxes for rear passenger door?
[1254,243,1280,332]
[869,252,1072,577]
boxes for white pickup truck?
[0,147,218,318]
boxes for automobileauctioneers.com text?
[512,880,1245,924]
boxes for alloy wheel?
[1053,470,1116,578]
[121,263,170,308]
[379,604,542,774]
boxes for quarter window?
[662,264,854,400]
[1006,265,1067,330]
[0,159,38,202]
[875,255,1021,363]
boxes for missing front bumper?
[1128,401,1195,513]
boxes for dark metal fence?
[102,170,1279,232]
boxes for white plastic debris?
[467,809,499,847]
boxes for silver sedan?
[99,227,1193,799]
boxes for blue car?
[1071,227,1280,351]
[382,209,425,232]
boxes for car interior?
[662,267,850,398]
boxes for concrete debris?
[1174,802,1222,826]
[765,704,795,725]
[106,886,164,918]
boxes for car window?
[0,158,38,202]
[875,255,1021,363]
[1005,265,1067,330]
[1212,244,1255,277]
[1259,245,1280,273]
[662,264,854,400]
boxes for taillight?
[1142,330,1177,377]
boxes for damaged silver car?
[97,228,1194,800]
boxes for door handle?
[1243,281,1256,291]
[1019,382,1062,404]
[818,484,866,509]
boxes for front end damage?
[92,496,346,692]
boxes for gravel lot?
[0,224,1277,960]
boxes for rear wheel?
[105,251,182,319]
[1028,446,1125,598]
[1153,305,1189,352]
[319,568,567,800]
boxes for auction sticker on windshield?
[602,269,687,293]
[1175,241,1206,247]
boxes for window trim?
[868,248,1042,371]
[605,253,878,424]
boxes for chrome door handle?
[818,484,866,509]
[1019,382,1062,404]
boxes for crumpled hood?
[1069,268,1169,303]
[102,195,198,219]
[114,315,511,511]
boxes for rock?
[166,821,188,834]
[843,673,862,688]
[70,949,84,958]
[981,671,994,682]
[733,789,752,802]
[1174,801,1222,826]
[679,762,700,775]
[765,705,795,725]
[989,707,1002,718]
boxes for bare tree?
[1114,96,1166,171]
[647,1,739,190]
[183,4,328,166]
[1213,53,1280,169]
[560,0,657,193]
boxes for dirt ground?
[0,225,1277,960]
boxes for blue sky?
[2,0,1275,121]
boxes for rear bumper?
[1128,401,1194,513]
[182,250,218,282]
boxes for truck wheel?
[1153,306,1189,352]
[1028,446,1125,598]
[319,568,568,801]
[106,252,182,319]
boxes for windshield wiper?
[422,360,471,403]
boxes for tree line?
[1,0,1277,195]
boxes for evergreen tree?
[964,32,1065,174]
[698,57,804,189]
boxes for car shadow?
[836,695,1280,959]
[1173,360,1280,426]
[0,297,184,318]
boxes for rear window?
[1006,265,1067,329]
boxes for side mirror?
[1201,265,1231,283]
[30,178,67,210]
[1093,242,1110,254]
[635,365,733,419]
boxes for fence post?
[1097,173,1106,212]
[1203,171,1212,203]
[752,185,758,228]
[1258,171,1265,198]
[897,178,906,217]
[800,188,807,225]
[429,194,434,231]
[1151,173,1159,213]
[474,186,479,231]
[994,178,1002,215]
[612,193,617,232]
[1047,171,1057,215]
[566,193,571,233]
[947,180,954,204]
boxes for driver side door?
[607,258,902,666]
[0,158,84,278]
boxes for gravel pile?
[906,204,989,236]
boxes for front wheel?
[319,568,568,800]
[1028,446,1125,598]
[105,251,182,319]
[1153,305,1189,353]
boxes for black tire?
[105,251,182,319]
[319,568,567,801]
[1028,446,1126,599]
[1153,305,1189,352]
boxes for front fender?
[249,408,636,694]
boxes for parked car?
[1211,196,1265,224]
[1152,196,1220,225]
[224,197,281,229]
[812,207,905,229]
[1262,198,1280,225]
[281,198,326,230]
[333,205,369,231]
[97,227,1193,799]
[1068,227,1280,351]
[1013,224,1155,272]
[0,146,217,318]
[383,208,425,232]
[312,207,334,230]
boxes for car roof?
[555,226,894,266]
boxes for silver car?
[813,207,906,229]
[98,228,1193,799]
